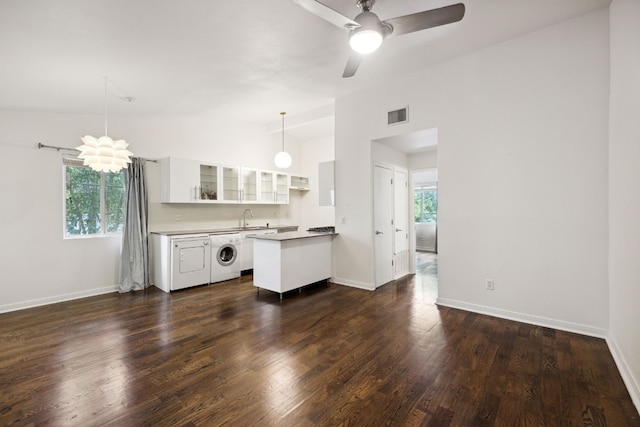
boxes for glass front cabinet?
[275,173,289,204]
[259,171,289,204]
[241,168,258,203]
[199,164,219,201]
[221,166,240,202]
[160,157,306,205]
[220,166,259,203]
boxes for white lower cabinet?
[240,229,277,271]
[253,233,333,299]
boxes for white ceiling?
[0,0,610,139]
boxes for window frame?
[62,156,125,239]
[414,185,438,224]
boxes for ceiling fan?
[294,0,465,77]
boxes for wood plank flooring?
[1,261,638,426]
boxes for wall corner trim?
[607,336,640,414]
[332,278,375,291]
[435,297,608,338]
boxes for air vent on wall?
[388,106,408,125]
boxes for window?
[64,157,125,237]
[415,187,437,223]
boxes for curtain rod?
[37,143,158,163]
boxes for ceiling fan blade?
[294,0,359,30]
[384,3,465,37]
[342,53,362,78]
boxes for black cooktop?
[307,226,335,233]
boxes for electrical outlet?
[486,279,494,291]
[341,217,346,224]
[174,215,183,221]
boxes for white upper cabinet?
[220,166,259,203]
[241,167,259,203]
[161,158,222,203]
[161,157,201,203]
[275,173,289,204]
[220,166,240,202]
[260,171,274,202]
[160,157,307,205]
[290,175,310,191]
[199,163,219,201]
[259,170,289,204]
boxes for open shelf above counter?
[289,175,310,191]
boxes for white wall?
[0,110,315,311]
[372,141,408,167]
[608,0,640,410]
[334,9,610,333]
[408,149,437,171]
[297,136,335,231]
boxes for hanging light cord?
[281,111,286,151]
[103,76,135,136]
[104,76,109,136]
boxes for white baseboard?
[606,336,640,413]
[435,297,608,338]
[332,277,375,291]
[0,286,119,314]
[436,298,639,414]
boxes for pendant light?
[274,112,292,169]
[76,77,133,173]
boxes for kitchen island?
[251,231,336,299]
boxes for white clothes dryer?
[210,233,242,283]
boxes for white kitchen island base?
[252,232,335,299]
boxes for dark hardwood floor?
[1,258,638,426]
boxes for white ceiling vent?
[387,106,408,126]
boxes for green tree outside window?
[64,158,125,237]
[415,189,437,223]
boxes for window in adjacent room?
[415,186,437,224]
[63,157,125,238]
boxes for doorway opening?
[412,170,438,300]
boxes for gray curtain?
[119,158,149,292]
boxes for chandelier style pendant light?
[274,111,292,169]
[76,77,133,173]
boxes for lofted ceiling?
[0,0,610,140]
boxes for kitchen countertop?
[249,230,337,241]
[151,225,298,236]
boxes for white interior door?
[394,168,410,278]
[374,164,394,287]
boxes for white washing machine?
[210,233,242,283]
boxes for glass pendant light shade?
[274,111,292,169]
[274,151,292,169]
[76,135,133,173]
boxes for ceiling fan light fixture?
[348,10,388,54]
[349,28,383,54]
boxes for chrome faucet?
[243,208,253,227]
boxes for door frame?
[409,167,439,275]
